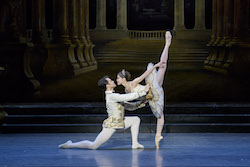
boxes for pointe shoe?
[132,143,144,149]
[58,140,72,149]
[165,31,172,47]
[155,136,163,149]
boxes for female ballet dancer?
[116,31,172,149]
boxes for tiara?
[122,69,126,77]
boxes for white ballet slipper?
[132,143,144,149]
[58,140,72,149]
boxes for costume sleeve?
[111,91,146,102]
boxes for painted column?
[233,0,250,40]
[85,0,97,65]
[223,0,235,69]
[173,0,185,30]
[77,0,90,67]
[224,0,250,70]
[208,0,217,45]
[69,0,80,43]
[214,0,224,45]
[116,0,128,30]
[222,0,234,45]
[194,0,206,30]
[95,0,107,30]
[32,0,46,43]
[53,0,70,43]
[206,0,218,66]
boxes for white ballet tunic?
[130,63,164,118]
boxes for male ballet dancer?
[59,75,150,150]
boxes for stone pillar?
[222,0,234,45]
[44,0,81,77]
[116,0,128,30]
[205,0,219,66]
[85,0,97,65]
[0,0,26,42]
[53,0,71,43]
[76,0,88,68]
[69,0,80,44]
[221,0,234,69]
[205,0,250,76]
[32,0,46,43]
[0,0,40,96]
[233,0,250,40]
[214,0,224,45]
[208,0,217,45]
[194,0,206,30]
[173,0,185,30]
[79,0,93,66]
[96,0,107,30]
[68,0,90,71]
[214,0,226,67]
[31,0,49,79]
[205,0,217,65]
[224,0,250,72]
[18,0,27,43]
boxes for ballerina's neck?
[124,82,133,93]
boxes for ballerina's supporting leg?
[157,31,171,87]
[155,31,171,149]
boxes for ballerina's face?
[116,74,126,85]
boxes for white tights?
[63,116,141,150]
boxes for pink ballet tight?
[156,31,171,139]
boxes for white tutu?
[145,63,164,118]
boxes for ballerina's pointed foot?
[155,135,163,149]
[165,31,172,47]
[165,31,172,38]
[58,140,72,149]
[132,143,144,149]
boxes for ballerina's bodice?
[124,83,146,109]
[125,82,145,94]
[131,84,145,94]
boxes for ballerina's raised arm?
[130,61,165,89]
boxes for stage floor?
[1,133,250,167]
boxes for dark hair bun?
[125,71,131,80]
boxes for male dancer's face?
[105,78,116,89]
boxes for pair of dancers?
[59,31,172,150]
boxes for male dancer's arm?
[121,101,145,111]
[110,91,146,103]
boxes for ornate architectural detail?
[204,0,250,75]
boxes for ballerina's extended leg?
[155,31,172,149]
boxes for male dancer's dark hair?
[98,75,109,89]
